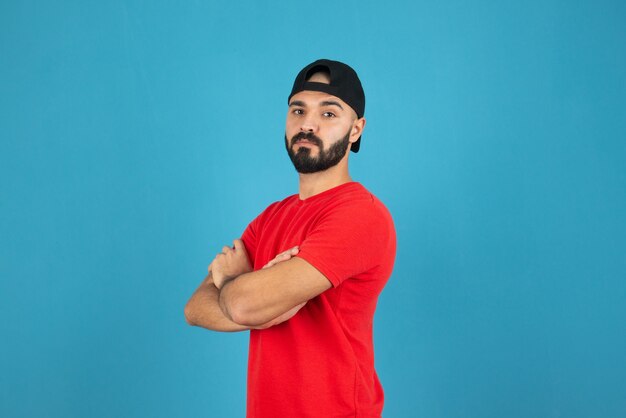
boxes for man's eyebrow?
[320,100,344,110]
[288,99,344,110]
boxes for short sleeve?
[296,201,395,287]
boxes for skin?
[184,72,366,329]
[286,72,365,199]
[184,246,304,331]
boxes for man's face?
[285,90,358,174]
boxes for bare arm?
[184,272,251,332]
[185,245,306,331]
[217,256,332,327]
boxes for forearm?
[185,273,251,332]
[216,257,331,327]
[218,265,314,327]
[219,273,270,326]
[219,276,306,327]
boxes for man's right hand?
[210,239,252,289]
[253,246,306,329]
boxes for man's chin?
[293,145,319,156]
[290,156,324,174]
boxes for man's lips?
[294,139,318,147]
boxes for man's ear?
[349,117,366,143]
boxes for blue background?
[1,1,625,417]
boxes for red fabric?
[241,182,396,418]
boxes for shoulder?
[325,183,394,227]
[306,183,396,250]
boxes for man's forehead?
[288,90,349,108]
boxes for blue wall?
[1,1,625,417]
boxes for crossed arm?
[184,240,332,331]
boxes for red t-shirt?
[241,182,396,418]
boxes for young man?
[185,59,396,417]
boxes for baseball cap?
[288,59,365,153]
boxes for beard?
[285,129,351,174]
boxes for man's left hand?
[210,239,252,289]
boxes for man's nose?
[300,114,318,132]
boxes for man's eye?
[293,109,304,115]
[323,112,336,118]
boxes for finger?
[263,255,288,270]
[233,239,249,257]
[267,254,288,267]
[221,246,231,254]
[277,252,291,260]
[276,247,297,259]
[263,258,279,269]
[276,246,298,258]
[274,249,295,263]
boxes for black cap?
[288,59,365,153]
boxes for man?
[185,59,396,417]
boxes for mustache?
[290,132,323,147]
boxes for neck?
[298,162,352,200]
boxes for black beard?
[285,130,351,174]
